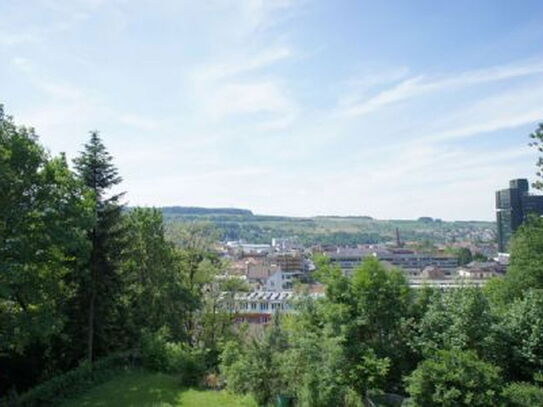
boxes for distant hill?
[156,206,496,246]
[160,206,253,216]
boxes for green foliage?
[405,350,503,407]
[59,370,258,407]
[163,209,495,246]
[529,121,543,190]
[220,317,288,406]
[493,290,543,381]
[119,208,194,345]
[486,216,543,308]
[350,257,410,349]
[312,253,344,285]
[166,221,219,251]
[482,276,511,311]
[414,286,494,357]
[473,252,489,262]
[16,352,135,407]
[0,109,92,355]
[279,324,371,407]
[456,247,473,265]
[505,216,543,298]
[140,329,206,386]
[197,267,245,366]
[73,131,126,363]
[1,108,219,395]
[502,382,543,407]
[348,258,411,391]
[408,285,437,320]
[221,259,402,405]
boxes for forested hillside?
[160,206,495,245]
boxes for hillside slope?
[157,206,496,245]
[61,370,256,407]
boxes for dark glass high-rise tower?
[496,179,543,252]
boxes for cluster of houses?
[323,245,506,284]
[217,239,507,323]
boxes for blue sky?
[1,0,543,220]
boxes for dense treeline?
[207,222,383,245]
[161,211,494,246]
[0,107,241,400]
[161,206,254,216]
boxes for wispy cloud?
[420,80,543,144]
[337,59,543,117]
[431,109,543,142]
[205,80,295,117]
[0,0,110,48]
[235,0,303,32]
[195,46,292,81]
[190,44,299,128]
[11,56,90,101]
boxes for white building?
[220,291,324,322]
[264,270,304,292]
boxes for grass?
[60,370,257,407]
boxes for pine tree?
[74,131,125,363]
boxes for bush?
[405,350,503,406]
[502,382,543,406]
[16,352,135,406]
[140,329,206,386]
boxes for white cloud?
[195,46,292,81]
[337,59,543,117]
[346,67,410,87]
[418,80,543,144]
[431,109,543,142]
[338,76,423,117]
[189,43,299,128]
[235,0,301,31]
[205,80,294,117]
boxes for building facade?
[326,247,458,276]
[221,291,325,324]
[496,179,543,252]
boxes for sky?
[1,0,543,221]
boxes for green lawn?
[61,370,257,407]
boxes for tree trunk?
[88,286,96,363]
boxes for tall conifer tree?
[74,131,124,362]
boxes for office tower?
[496,179,543,252]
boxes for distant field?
[61,370,256,407]
[158,206,496,245]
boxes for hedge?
[15,352,138,406]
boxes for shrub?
[16,352,135,406]
[502,382,543,406]
[405,350,503,406]
[140,329,206,386]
